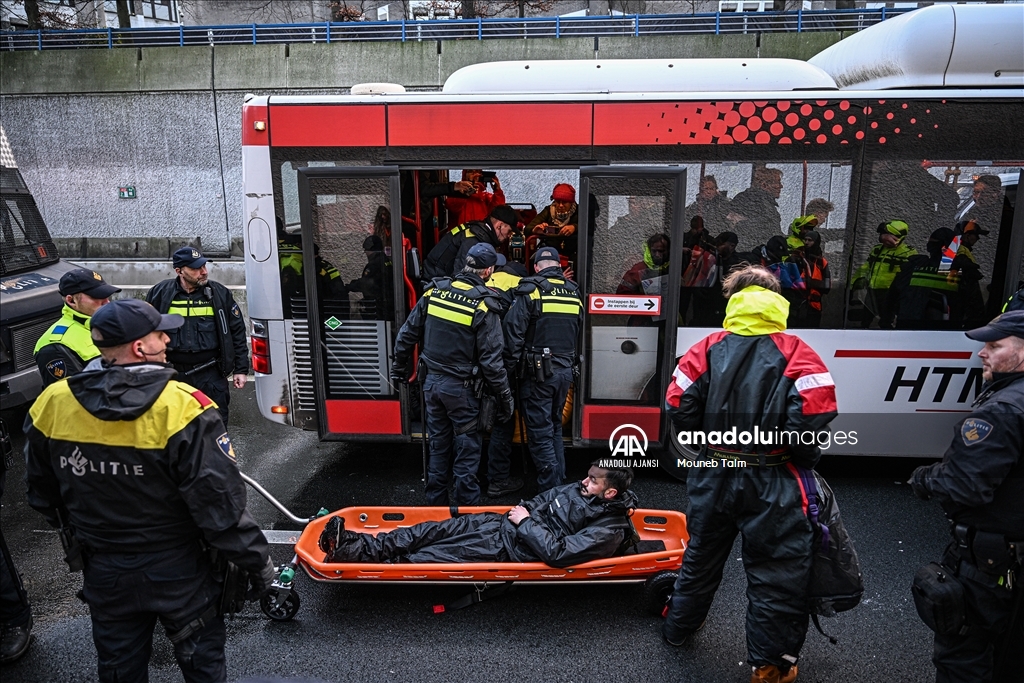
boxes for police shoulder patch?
[231,302,241,318]
[961,418,993,446]
[216,432,237,461]
[190,390,213,408]
[45,358,67,379]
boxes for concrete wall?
[0,31,844,253]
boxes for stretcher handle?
[240,471,312,526]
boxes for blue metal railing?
[0,8,914,52]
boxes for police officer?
[503,247,583,493]
[485,261,528,498]
[146,247,249,424]
[392,243,514,506]
[422,205,516,280]
[910,309,1024,683]
[24,298,274,683]
[34,268,120,385]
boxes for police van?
[0,125,74,411]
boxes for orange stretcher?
[242,474,688,622]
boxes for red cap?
[551,183,576,203]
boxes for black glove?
[908,467,932,500]
[390,364,409,385]
[246,557,278,600]
[498,386,515,423]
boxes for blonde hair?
[722,265,781,298]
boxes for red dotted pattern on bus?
[592,99,940,146]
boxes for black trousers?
[663,464,813,668]
[932,549,1023,683]
[331,513,510,564]
[177,364,230,425]
[82,543,225,683]
[0,469,31,628]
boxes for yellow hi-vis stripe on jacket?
[425,280,487,326]
[29,379,216,449]
[167,300,215,317]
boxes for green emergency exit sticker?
[324,316,342,330]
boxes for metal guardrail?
[0,8,913,51]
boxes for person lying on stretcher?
[319,463,637,569]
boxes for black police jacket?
[393,273,509,392]
[146,277,250,375]
[501,482,639,568]
[503,267,583,368]
[914,371,1024,539]
[422,221,499,280]
[24,361,269,573]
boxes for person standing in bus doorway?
[146,247,250,425]
[392,243,515,506]
[34,268,120,386]
[422,205,516,280]
[908,310,1024,683]
[503,247,584,494]
[526,183,579,260]
[850,220,917,329]
[728,167,784,238]
[422,169,506,229]
[662,265,838,683]
[23,299,275,683]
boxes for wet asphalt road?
[1,385,950,683]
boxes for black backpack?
[795,466,864,643]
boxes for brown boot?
[750,664,798,683]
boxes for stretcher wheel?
[260,589,300,621]
[643,570,678,616]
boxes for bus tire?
[643,570,678,617]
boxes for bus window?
[302,174,397,398]
[585,175,679,405]
[678,161,852,329]
[849,161,1017,330]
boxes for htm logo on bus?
[599,424,658,469]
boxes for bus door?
[576,168,687,450]
[296,167,409,441]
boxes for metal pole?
[179,24,183,46]
[326,21,331,43]
[715,12,720,35]
[478,17,482,40]
[402,18,406,42]
[107,27,112,48]
[797,8,802,32]
[239,472,312,525]
[634,14,639,37]
[556,15,560,38]
[251,23,256,45]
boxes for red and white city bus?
[242,3,1023,461]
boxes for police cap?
[59,268,121,299]
[532,246,560,264]
[91,299,183,348]
[465,243,506,269]
[172,246,209,269]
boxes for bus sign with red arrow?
[587,294,661,316]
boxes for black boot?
[0,616,32,664]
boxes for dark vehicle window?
[1,193,59,276]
